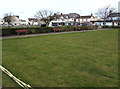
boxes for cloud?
[0,0,119,19]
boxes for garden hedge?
[2,26,97,36]
[102,26,120,29]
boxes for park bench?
[16,30,29,35]
[53,28,61,32]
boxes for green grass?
[2,29,118,87]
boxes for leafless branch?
[34,9,55,25]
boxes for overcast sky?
[0,0,119,19]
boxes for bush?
[2,27,53,36]
[88,26,94,30]
[2,27,17,36]
[88,26,97,30]
[76,26,97,30]
[102,26,110,28]
[1,26,97,36]
[75,26,81,31]
[57,26,76,32]
[80,26,88,30]
[102,25,120,29]
[26,27,53,34]
[110,26,120,29]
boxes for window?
[52,23,58,26]
[83,19,86,21]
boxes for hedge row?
[2,26,97,36]
[54,26,97,31]
[102,26,120,29]
[2,27,53,36]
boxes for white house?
[49,13,80,27]
[107,12,120,26]
[76,14,99,25]
[27,18,38,25]
[20,19,27,25]
[10,15,20,26]
[91,12,120,26]
[0,18,4,27]
[0,15,20,27]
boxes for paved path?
[1,29,109,39]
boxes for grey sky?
[0,0,119,19]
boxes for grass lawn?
[2,29,118,87]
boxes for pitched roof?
[107,13,120,17]
[68,13,80,18]
[20,19,26,22]
[80,15,92,18]
[4,15,19,19]
[28,18,38,22]
[53,13,80,19]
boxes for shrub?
[88,26,94,30]
[59,26,77,31]
[2,27,53,36]
[2,27,17,36]
[110,26,120,29]
[88,26,97,30]
[75,26,81,31]
[80,26,88,30]
[28,27,53,34]
[1,25,97,36]
[102,25,110,28]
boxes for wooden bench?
[53,28,61,32]
[16,30,29,35]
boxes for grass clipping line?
[0,65,32,89]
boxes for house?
[49,13,80,27]
[76,14,99,25]
[20,19,27,26]
[49,13,99,27]
[107,12,120,26]
[91,12,120,26]
[0,18,4,27]
[10,15,20,26]
[0,15,20,26]
[27,18,38,25]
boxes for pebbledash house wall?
[10,16,20,26]
[0,18,4,26]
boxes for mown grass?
[2,29,118,87]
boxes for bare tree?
[96,5,115,26]
[35,9,55,26]
[3,12,13,26]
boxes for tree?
[34,9,55,26]
[3,12,13,26]
[96,5,115,26]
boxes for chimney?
[54,13,56,15]
[91,13,93,16]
